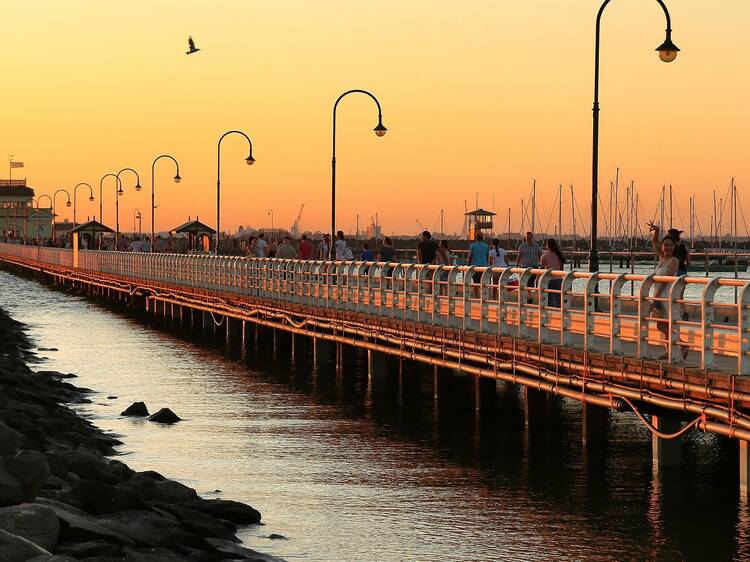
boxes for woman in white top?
[489,238,507,267]
[648,222,685,360]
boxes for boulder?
[147,408,181,424]
[55,539,123,558]
[0,503,59,552]
[0,421,23,455]
[55,449,132,485]
[120,402,149,417]
[73,480,139,515]
[191,499,261,525]
[44,502,135,546]
[206,538,285,561]
[0,459,23,507]
[126,473,198,504]
[151,503,238,541]
[268,533,287,540]
[27,556,78,561]
[4,451,50,502]
[0,528,51,560]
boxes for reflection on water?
[2,270,749,561]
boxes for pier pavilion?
[0,179,53,239]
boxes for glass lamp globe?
[658,49,678,63]
[66,201,71,207]
[374,123,388,137]
[174,175,182,184]
[246,156,255,166]
[89,196,94,202]
[135,184,142,192]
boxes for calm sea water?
[2,269,749,561]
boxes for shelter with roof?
[172,218,215,253]
[464,208,496,240]
[0,179,53,239]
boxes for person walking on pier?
[469,232,490,297]
[668,228,690,277]
[417,231,438,265]
[318,234,331,260]
[298,234,313,260]
[517,231,542,301]
[334,231,351,260]
[648,222,687,361]
[489,238,508,267]
[275,236,297,259]
[378,237,395,262]
[256,233,268,258]
[541,238,565,307]
[361,243,374,261]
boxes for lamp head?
[135,183,142,192]
[656,38,679,63]
[245,154,255,166]
[89,196,94,202]
[118,187,124,196]
[374,121,387,137]
[174,174,182,183]
[66,201,71,208]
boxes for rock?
[4,451,50,502]
[55,449,132,485]
[205,538,285,561]
[0,459,24,507]
[43,502,136,546]
[151,503,238,542]
[27,556,78,561]
[268,533,286,540]
[0,528,51,560]
[0,503,59,551]
[37,348,58,352]
[147,408,181,424]
[191,499,261,525]
[106,396,117,400]
[56,539,124,558]
[0,421,23,455]
[122,547,194,561]
[98,509,213,553]
[73,480,139,515]
[120,402,149,417]
[127,472,199,504]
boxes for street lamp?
[267,209,274,232]
[115,168,141,242]
[134,209,142,235]
[216,130,255,255]
[589,0,678,272]
[52,189,71,241]
[73,183,94,227]
[34,195,52,243]
[331,89,387,258]
[150,154,181,252]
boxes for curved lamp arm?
[216,130,255,255]
[151,154,181,252]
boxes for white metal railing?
[1,243,749,374]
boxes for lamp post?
[267,209,274,232]
[115,168,141,242]
[134,209,142,235]
[52,189,71,242]
[589,0,679,272]
[34,195,52,243]
[73,183,94,227]
[331,89,387,258]
[150,154,181,252]
[216,131,255,255]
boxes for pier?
[2,242,750,487]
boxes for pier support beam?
[651,416,682,468]
[741,441,750,496]
[433,366,439,400]
[202,311,213,332]
[524,387,546,428]
[582,403,609,448]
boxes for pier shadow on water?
[1,269,748,561]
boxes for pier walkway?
[3,242,750,490]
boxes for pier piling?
[582,403,609,447]
[651,416,682,468]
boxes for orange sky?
[1,0,748,237]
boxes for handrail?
[0,242,748,374]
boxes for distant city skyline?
[1,0,747,237]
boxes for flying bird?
[186,36,200,55]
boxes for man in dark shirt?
[668,228,690,275]
[417,231,438,264]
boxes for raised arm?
[647,221,662,258]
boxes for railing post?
[636,275,656,359]
[738,284,750,375]
[610,273,628,355]
[583,275,599,352]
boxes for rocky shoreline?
[0,307,281,561]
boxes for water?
[2,269,749,561]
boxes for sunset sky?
[2,0,748,237]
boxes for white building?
[0,179,53,239]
